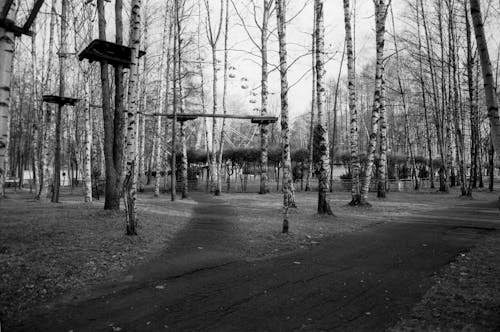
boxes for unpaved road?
[20,194,499,331]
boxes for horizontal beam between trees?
[140,112,278,124]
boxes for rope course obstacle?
[142,112,277,125]
[78,39,146,68]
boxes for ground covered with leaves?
[0,189,194,329]
[217,189,499,259]
[390,232,500,331]
[220,189,500,331]
[1,186,498,330]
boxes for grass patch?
[390,233,500,331]
[0,189,193,329]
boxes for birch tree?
[314,0,332,215]
[465,0,477,197]
[216,0,229,196]
[204,0,224,195]
[0,0,16,196]
[123,0,142,235]
[154,4,170,197]
[115,0,126,183]
[377,77,387,198]
[177,1,188,199]
[82,76,92,203]
[38,0,57,201]
[51,0,69,203]
[448,1,466,195]
[170,0,180,201]
[276,0,296,232]
[343,0,361,205]
[359,0,389,206]
[31,23,40,196]
[137,2,151,193]
[258,0,273,195]
[305,26,315,192]
[80,8,93,203]
[438,0,451,193]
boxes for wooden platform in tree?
[42,95,79,106]
[78,39,146,68]
[158,113,278,124]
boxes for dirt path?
[124,193,246,284]
[20,196,499,332]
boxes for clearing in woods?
[1,188,499,331]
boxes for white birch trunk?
[137,2,150,193]
[259,0,271,195]
[32,24,40,194]
[170,2,178,201]
[314,0,332,214]
[210,48,219,193]
[123,0,142,235]
[176,5,188,199]
[39,0,57,200]
[204,0,224,195]
[216,0,229,196]
[83,73,92,203]
[276,0,295,233]
[359,0,388,205]
[305,26,315,193]
[52,0,68,203]
[377,78,387,198]
[153,6,169,197]
[152,92,163,197]
[343,0,361,205]
[0,3,16,196]
[180,121,188,198]
[162,19,173,192]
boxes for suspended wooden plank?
[78,39,146,68]
[250,116,278,124]
[42,95,79,106]
[170,114,198,122]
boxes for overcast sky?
[20,0,500,120]
[225,1,400,120]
